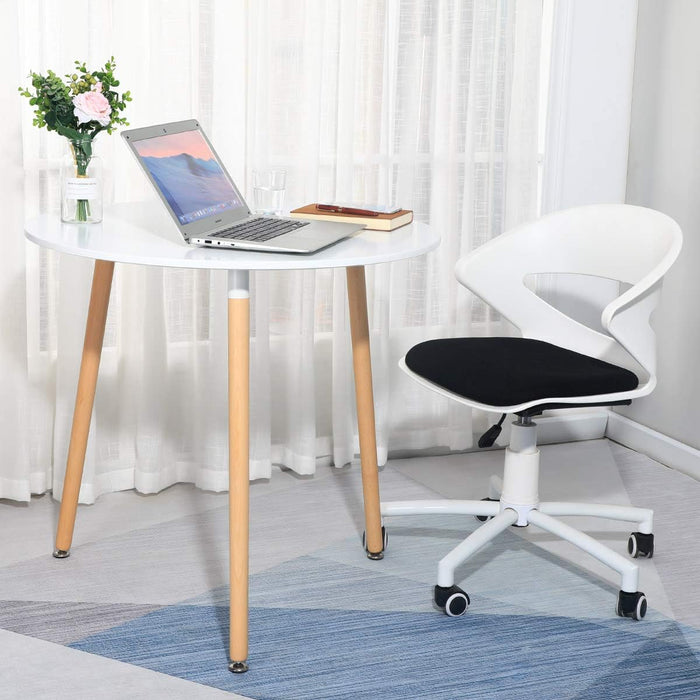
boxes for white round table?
[26,200,438,269]
[25,201,440,673]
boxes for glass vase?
[61,136,103,223]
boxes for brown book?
[289,203,414,231]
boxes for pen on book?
[316,204,380,216]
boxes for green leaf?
[53,115,82,141]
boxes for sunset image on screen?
[134,130,241,224]
[133,130,215,160]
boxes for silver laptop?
[121,119,362,253]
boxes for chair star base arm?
[538,502,653,533]
[526,509,640,593]
[436,509,518,588]
[381,500,501,518]
[380,417,654,616]
[382,498,647,606]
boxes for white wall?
[541,0,638,330]
[621,0,700,450]
[542,0,638,212]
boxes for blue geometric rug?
[64,528,700,700]
[69,602,700,700]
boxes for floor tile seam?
[0,629,89,648]
[244,533,374,577]
[18,472,339,556]
[0,599,166,609]
[8,515,351,575]
[0,596,173,607]
[67,486,233,515]
[379,461,454,499]
[198,551,441,600]
[251,462,342,492]
[4,502,240,565]
[258,561,432,592]
[4,516,227,565]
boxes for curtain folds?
[4,0,543,503]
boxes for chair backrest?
[455,204,682,394]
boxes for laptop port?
[204,240,212,244]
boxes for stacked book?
[289,203,413,231]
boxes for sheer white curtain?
[4,0,543,503]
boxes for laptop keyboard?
[214,217,309,242]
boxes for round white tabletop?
[25,201,439,270]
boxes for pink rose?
[73,90,112,127]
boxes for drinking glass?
[252,169,286,215]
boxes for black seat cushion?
[404,337,638,408]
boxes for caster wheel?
[476,497,499,522]
[616,590,647,620]
[628,532,654,559]
[434,584,470,617]
[362,526,388,560]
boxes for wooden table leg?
[346,266,384,559]
[54,259,115,558]
[227,270,250,673]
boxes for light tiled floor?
[1,438,698,698]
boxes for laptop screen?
[132,129,243,225]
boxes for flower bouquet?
[19,57,131,223]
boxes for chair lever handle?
[478,414,507,448]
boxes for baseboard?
[606,412,700,481]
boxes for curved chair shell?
[401,204,682,414]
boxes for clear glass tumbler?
[252,169,286,215]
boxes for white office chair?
[381,204,682,620]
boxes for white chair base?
[380,420,654,619]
